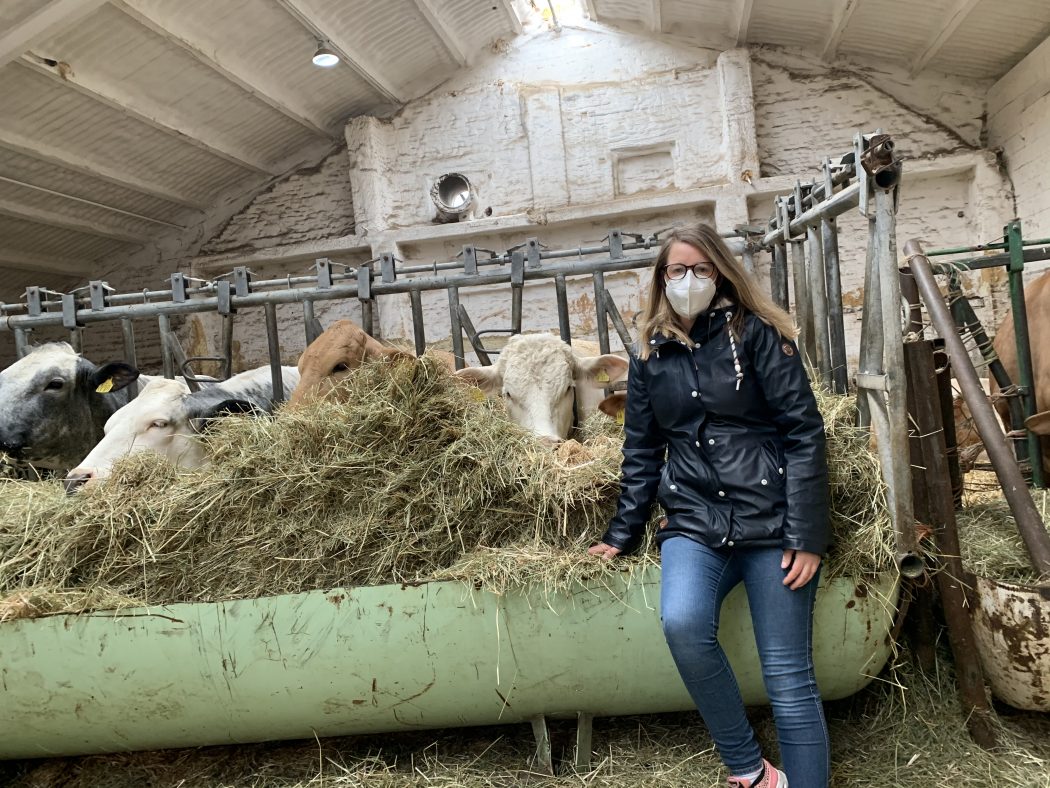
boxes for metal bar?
[906,239,1050,574]
[510,249,524,336]
[575,712,594,771]
[1007,220,1044,488]
[447,286,465,370]
[263,302,284,405]
[593,270,610,355]
[742,244,755,274]
[945,273,1026,442]
[821,212,848,394]
[761,179,864,246]
[934,341,964,508]
[167,333,201,393]
[931,246,1050,274]
[603,289,635,357]
[904,339,998,749]
[789,239,814,364]
[158,315,175,379]
[806,223,832,386]
[409,290,426,357]
[221,315,234,380]
[302,300,320,346]
[770,242,789,311]
[120,319,138,399]
[858,186,921,577]
[555,275,571,344]
[13,328,28,358]
[530,715,553,775]
[457,304,492,366]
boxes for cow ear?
[576,354,629,388]
[455,366,501,396]
[90,362,140,394]
[1026,410,1050,436]
[188,399,261,433]
[598,392,627,423]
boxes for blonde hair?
[637,224,796,360]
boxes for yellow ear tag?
[470,387,487,402]
[596,370,610,383]
[95,378,114,394]
[615,410,625,426]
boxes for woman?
[588,223,830,787]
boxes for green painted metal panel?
[0,568,899,759]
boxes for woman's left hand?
[781,549,820,590]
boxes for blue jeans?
[660,536,829,786]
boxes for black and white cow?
[64,364,300,491]
[0,343,140,472]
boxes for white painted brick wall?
[989,35,1050,259]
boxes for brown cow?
[288,320,430,407]
[954,270,1050,471]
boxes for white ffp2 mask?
[665,271,716,319]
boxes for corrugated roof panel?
[662,0,737,43]
[303,0,457,98]
[837,0,957,63]
[0,148,194,221]
[595,0,649,26]
[0,178,172,240]
[35,5,322,169]
[0,215,129,261]
[0,0,49,31]
[929,0,1050,78]
[0,68,258,204]
[126,0,382,130]
[440,0,521,58]
[747,0,830,49]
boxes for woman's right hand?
[587,542,622,560]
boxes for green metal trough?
[0,567,899,760]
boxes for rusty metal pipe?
[905,239,1050,575]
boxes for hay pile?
[5,648,1049,787]
[958,483,1050,584]
[0,358,894,618]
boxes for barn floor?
[3,649,1048,788]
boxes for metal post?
[742,243,755,274]
[158,314,175,379]
[555,275,571,344]
[593,270,610,355]
[457,304,493,366]
[263,302,283,404]
[510,249,524,336]
[806,222,832,386]
[13,328,29,358]
[1007,220,1044,487]
[120,319,138,399]
[857,185,922,577]
[904,339,998,749]
[906,239,1050,574]
[790,239,814,364]
[409,290,426,357]
[575,712,594,771]
[302,300,320,346]
[357,264,374,336]
[770,241,789,311]
[603,290,635,356]
[821,159,848,394]
[448,286,465,370]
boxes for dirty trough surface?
[3,648,1049,788]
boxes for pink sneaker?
[727,759,788,787]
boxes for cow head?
[288,320,411,407]
[65,377,195,491]
[0,343,139,471]
[455,334,628,442]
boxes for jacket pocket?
[760,439,786,488]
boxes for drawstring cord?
[726,311,743,390]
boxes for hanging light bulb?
[312,41,339,67]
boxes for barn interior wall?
[988,34,1050,258]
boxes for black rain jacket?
[600,303,831,556]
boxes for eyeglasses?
[663,262,716,281]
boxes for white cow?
[65,365,300,490]
[455,333,628,442]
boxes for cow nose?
[0,438,24,457]
[63,470,94,495]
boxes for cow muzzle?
[63,469,95,494]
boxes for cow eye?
[332,362,349,373]
[149,419,169,429]
[502,390,513,402]
[44,378,64,391]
